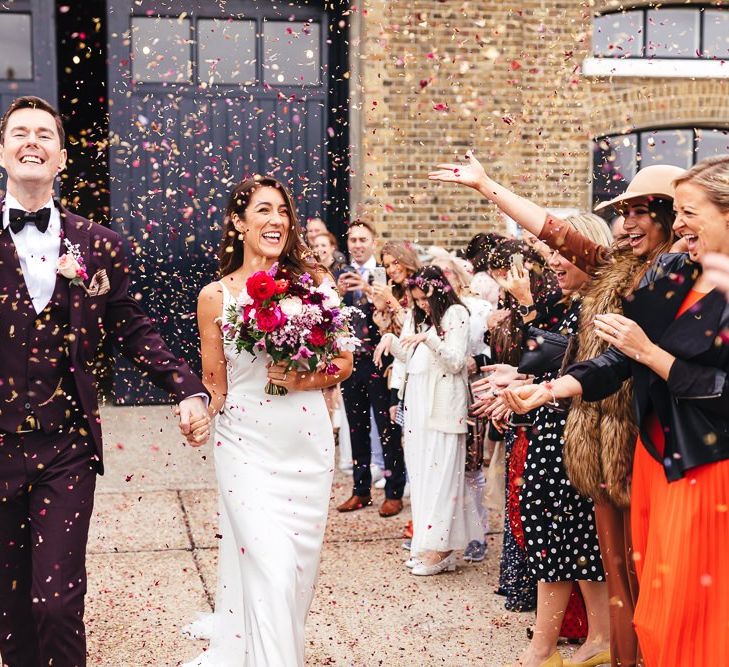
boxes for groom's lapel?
[60,205,91,360]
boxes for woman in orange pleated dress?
[504,154,729,667]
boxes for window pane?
[696,128,729,162]
[0,13,32,80]
[593,134,638,203]
[640,129,693,169]
[263,21,320,85]
[592,11,643,58]
[197,19,256,85]
[703,11,729,59]
[646,9,699,58]
[132,16,191,83]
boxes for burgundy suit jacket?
[1,200,207,472]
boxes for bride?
[183,176,353,666]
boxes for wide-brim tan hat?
[594,164,686,211]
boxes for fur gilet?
[562,248,643,509]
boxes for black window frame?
[129,13,324,90]
[593,4,729,60]
[592,125,729,206]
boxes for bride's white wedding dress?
[183,282,335,667]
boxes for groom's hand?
[177,396,211,446]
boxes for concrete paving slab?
[88,490,190,554]
[97,405,215,493]
[85,551,210,667]
[180,488,219,550]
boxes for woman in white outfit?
[376,265,482,575]
[184,176,353,666]
[430,253,493,562]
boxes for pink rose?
[255,306,285,332]
[57,254,87,283]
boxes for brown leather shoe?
[379,498,404,517]
[336,495,372,512]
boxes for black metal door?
[107,0,344,403]
[0,0,58,195]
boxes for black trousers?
[341,353,406,499]
[0,424,97,667]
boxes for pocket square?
[86,269,110,297]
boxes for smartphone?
[510,252,524,274]
[372,266,388,285]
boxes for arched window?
[592,127,729,205]
[593,6,729,60]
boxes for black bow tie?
[8,208,52,234]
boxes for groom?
[0,96,210,666]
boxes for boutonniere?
[57,238,89,287]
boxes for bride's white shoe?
[411,553,456,576]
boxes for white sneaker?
[370,464,384,483]
[374,477,386,489]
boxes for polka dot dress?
[520,299,605,583]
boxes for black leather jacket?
[567,253,729,482]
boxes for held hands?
[428,149,488,192]
[593,313,654,362]
[176,396,211,447]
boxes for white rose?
[336,335,361,352]
[318,282,341,309]
[279,296,304,317]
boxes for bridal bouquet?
[223,263,360,396]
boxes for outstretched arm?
[428,150,549,238]
[429,151,609,274]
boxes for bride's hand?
[267,361,300,391]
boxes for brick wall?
[354,0,729,251]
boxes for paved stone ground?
[83,405,536,666]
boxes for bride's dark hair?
[218,175,323,282]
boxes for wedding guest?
[312,230,346,275]
[370,240,421,337]
[375,266,482,576]
[305,216,328,246]
[505,154,729,667]
[430,153,684,667]
[306,216,346,265]
[429,250,492,563]
[478,241,558,613]
[336,221,406,516]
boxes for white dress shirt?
[3,193,60,314]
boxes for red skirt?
[631,440,729,666]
